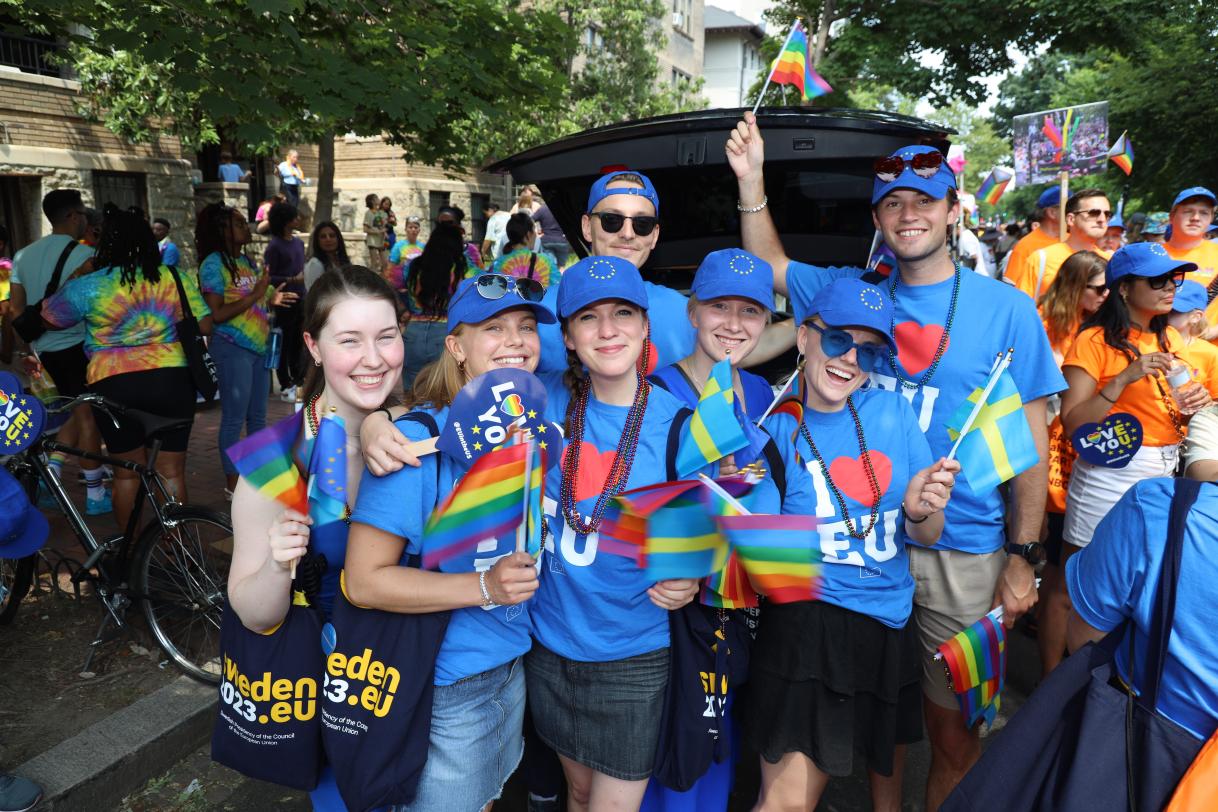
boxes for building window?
[93,171,148,212]
[584,25,604,50]
[0,31,61,78]
[672,67,692,87]
[428,191,451,227]
[671,0,691,34]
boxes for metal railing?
[0,32,62,78]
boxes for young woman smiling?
[344,273,555,812]
[748,278,958,812]
[226,266,405,811]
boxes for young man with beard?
[726,111,1065,810]
[1007,188,1113,300]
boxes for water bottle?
[1167,359,1202,415]
[265,325,283,371]
[24,353,60,403]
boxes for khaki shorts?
[909,546,1006,710]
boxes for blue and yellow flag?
[523,443,545,557]
[308,410,348,526]
[945,371,1038,495]
[676,358,749,478]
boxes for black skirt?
[741,600,922,778]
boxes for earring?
[313,358,321,367]
[457,360,467,376]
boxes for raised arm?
[726,111,792,295]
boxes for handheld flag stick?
[758,368,801,425]
[865,229,881,268]
[698,473,752,515]
[516,435,535,553]
[947,350,1013,461]
[751,19,802,116]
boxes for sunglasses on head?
[473,273,545,303]
[1071,208,1112,220]
[873,151,944,183]
[806,322,884,373]
[588,211,659,236]
[1145,271,1186,290]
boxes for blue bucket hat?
[803,278,899,355]
[1172,280,1207,313]
[446,275,557,334]
[0,466,49,558]
[871,145,957,205]
[557,256,648,319]
[1036,187,1062,210]
[690,249,773,311]
[1106,242,1197,286]
[587,171,660,215]
[1171,186,1216,209]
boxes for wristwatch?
[1005,541,1047,570]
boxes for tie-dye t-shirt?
[485,247,559,289]
[42,266,211,385]
[198,251,270,354]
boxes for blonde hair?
[404,325,468,409]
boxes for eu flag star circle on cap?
[860,286,884,311]
[0,372,46,455]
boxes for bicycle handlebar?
[45,392,125,430]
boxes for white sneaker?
[279,386,297,402]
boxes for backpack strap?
[761,436,787,510]
[666,407,694,482]
[43,239,79,301]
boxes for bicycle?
[1,391,232,684]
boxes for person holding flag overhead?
[726,113,1065,809]
[225,266,406,810]
[343,274,555,811]
[747,278,959,812]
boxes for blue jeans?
[402,319,448,391]
[211,336,270,475]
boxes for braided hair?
[194,202,247,282]
[93,204,161,287]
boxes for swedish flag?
[676,358,748,478]
[945,371,1038,495]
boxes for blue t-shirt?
[1067,479,1218,741]
[768,388,932,628]
[218,162,246,183]
[350,408,534,686]
[159,240,180,268]
[649,363,774,421]
[537,280,697,375]
[532,374,687,661]
[786,263,1065,553]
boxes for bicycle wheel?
[130,504,232,684]
[0,554,35,625]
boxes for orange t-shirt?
[1166,239,1218,289]
[1178,337,1218,399]
[1063,326,1188,447]
[1010,242,1112,301]
[1040,312,1080,366]
[1003,227,1058,286]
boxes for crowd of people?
[1,112,1217,812]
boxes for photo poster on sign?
[1012,101,1109,186]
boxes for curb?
[15,674,216,811]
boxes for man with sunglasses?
[727,110,1065,811]
[1006,188,1114,301]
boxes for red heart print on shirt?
[894,322,948,376]
[829,450,893,506]
[571,441,619,503]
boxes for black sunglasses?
[1145,271,1186,291]
[473,273,545,303]
[806,323,884,373]
[1071,208,1112,220]
[1085,283,1108,294]
[588,212,659,236]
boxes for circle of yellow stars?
[1,395,35,448]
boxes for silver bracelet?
[478,570,494,606]
[737,195,768,213]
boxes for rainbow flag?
[866,235,897,279]
[976,167,1013,206]
[225,412,308,514]
[935,607,1007,728]
[701,551,758,609]
[945,370,1038,495]
[714,514,820,603]
[676,358,749,478]
[422,441,533,569]
[523,442,545,557]
[1107,131,1134,175]
[768,20,832,102]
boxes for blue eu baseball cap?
[690,249,773,311]
[803,278,899,355]
[1172,280,1208,313]
[1106,242,1197,286]
[1036,187,1062,209]
[446,276,557,334]
[557,256,648,319]
[0,466,49,558]
[587,171,660,216]
[871,145,957,205]
[1171,186,1216,209]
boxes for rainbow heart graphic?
[499,393,526,418]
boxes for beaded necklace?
[305,393,353,525]
[559,372,650,535]
[1151,376,1187,444]
[887,264,961,390]
[797,395,882,540]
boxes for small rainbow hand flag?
[935,607,1007,729]
[1107,131,1134,175]
[977,168,1014,206]
[701,551,759,609]
[768,20,832,102]
[225,411,308,514]
[422,441,539,569]
[676,358,749,479]
[714,514,820,603]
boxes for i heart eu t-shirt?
[786,261,1066,554]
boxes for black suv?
[487,106,953,289]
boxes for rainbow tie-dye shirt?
[199,251,270,354]
[42,266,211,385]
